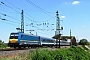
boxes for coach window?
[21,35,22,37]
[50,40,53,43]
[42,39,45,42]
[42,39,47,42]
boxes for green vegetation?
[31,46,90,60]
[79,38,89,45]
[0,40,8,48]
[2,46,90,60]
[82,45,88,50]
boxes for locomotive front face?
[9,33,18,43]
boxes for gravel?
[0,49,30,58]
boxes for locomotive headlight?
[9,39,18,43]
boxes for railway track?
[0,48,30,51]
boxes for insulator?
[43,23,44,25]
[2,19,6,20]
[31,23,33,25]
[45,23,46,25]
[36,24,38,25]
[32,26,34,27]
[61,27,63,30]
[52,24,54,25]
[56,11,58,13]
[52,29,54,30]
[39,24,42,25]
[1,2,4,4]
[26,25,28,26]
[3,14,6,16]
[26,30,28,31]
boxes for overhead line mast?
[56,11,60,35]
[55,11,63,48]
[21,10,24,33]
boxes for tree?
[0,40,8,48]
[0,40,2,45]
[79,39,89,45]
[0,40,2,43]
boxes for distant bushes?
[31,46,90,60]
[0,40,8,48]
[79,39,89,45]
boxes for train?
[8,32,70,48]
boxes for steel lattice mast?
[21,10,24,33]
[55,11,60,35]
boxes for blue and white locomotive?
[8,32,56,48]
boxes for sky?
[0,0,90,43]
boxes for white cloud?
[60,16,66,18]
[72,1,80,5]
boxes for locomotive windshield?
[10,33,18,39]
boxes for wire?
[25,0,53,17]
[25,0,56,23]
[6,19,20,24]
[0,19,19,27]
[5,15,20,23]
[0,9,18,13]
[41,16,56,22]
[4,0,21,10]
[25,15,56,27]
[0,18,20,26]
[3,0,39,22]
[26,24,55,34]
[0,12,20,23]
[1,2,20,14]
[0,0,55,36]
[3,0,55,23]
[0,13,32,30]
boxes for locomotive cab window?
[10,33,18,39]
[10,36,18,39]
